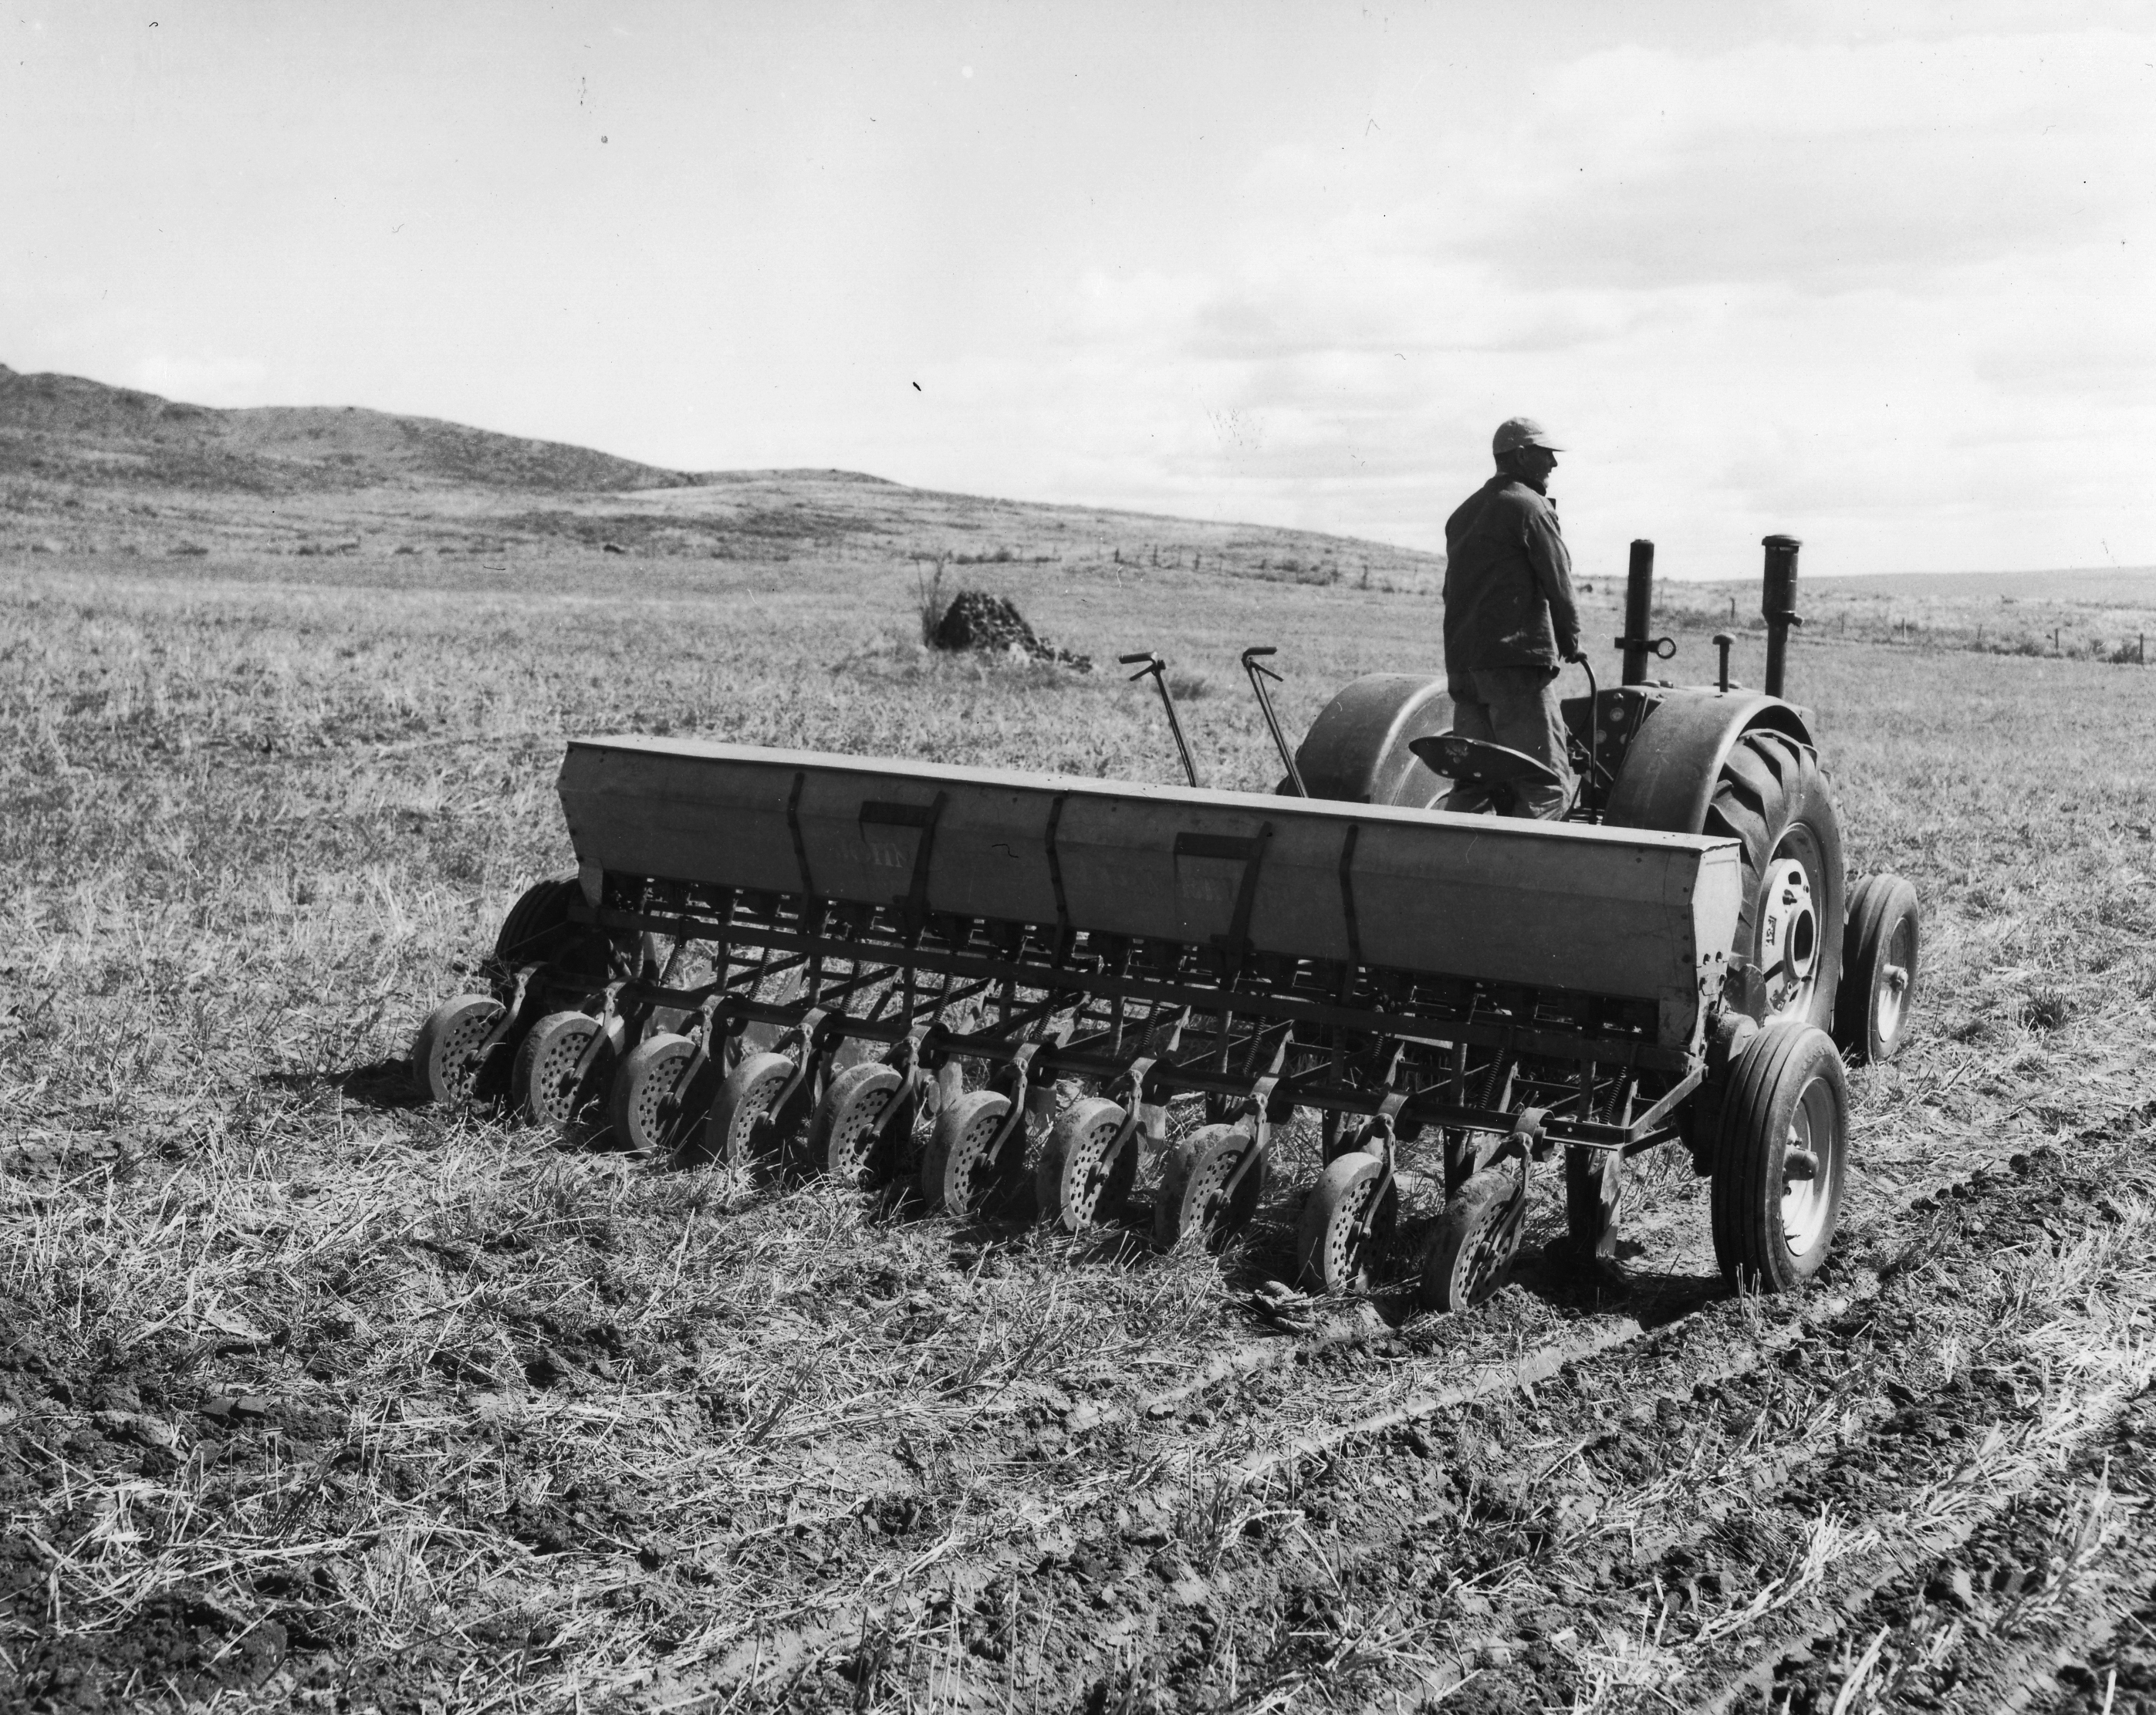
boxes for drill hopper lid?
[556,735,1741,1048]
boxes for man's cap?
[1492,417,1562,456]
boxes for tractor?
[411,535,1919,1308]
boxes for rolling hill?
[0,364,1441,589]
[0,363,689,495]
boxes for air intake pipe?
[1761,535,1801,697]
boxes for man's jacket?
[1441,474,1580,674]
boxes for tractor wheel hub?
[1759,856,1819,1017]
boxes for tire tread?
[1712,731,1846,1031]
[1835,873,1921,1063]
[1710,1021,1847,1290]
[495,876,579,966]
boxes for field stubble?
[2,547,2154,1713]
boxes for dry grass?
[1657,568,2156,665]
[3,539,2154,1711]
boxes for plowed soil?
[4,545,2154,1712]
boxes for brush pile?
[930,589,1091,670]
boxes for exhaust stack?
[1620,539,1656,686]
[1761,535,1802,697]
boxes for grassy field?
[5,539,2156,1714]
[1663,568,2156,667]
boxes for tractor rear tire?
[1836,873,1920,1065]
[1709,1021,1848,1291]
[495,876,582,969]
[1706,731,1845,1031]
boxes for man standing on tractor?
[1439,417,1583,819]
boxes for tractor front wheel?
[1837,873,1921,1065]
[1709,1021,1849,1291]
[495,876,581,971]
[493,874,661,992]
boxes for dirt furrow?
[2034,1569,2156,1714]
[667,1125,2131,1710]
[1668,1166,2156,1712]
[1692,1383,2156,1713]
[621,1096,2156,1711]
[1114,1085,2152,1495]
[1752,1381,2156,1713]
[1027,1128,2155,1713]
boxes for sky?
[3,1,2151,576]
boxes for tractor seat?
[1407,734,1563,792]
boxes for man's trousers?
[1440,665,1574,819]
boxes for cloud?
[951,22,2156,573]
[15,8,2148,578]
[1466,34,2153,294]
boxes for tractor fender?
[1293,673,1453,809]
[1600,688,1815,835]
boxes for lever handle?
[1121,650,1199,786]
[1239,645,1306,795]
[1712,633,1735,693]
